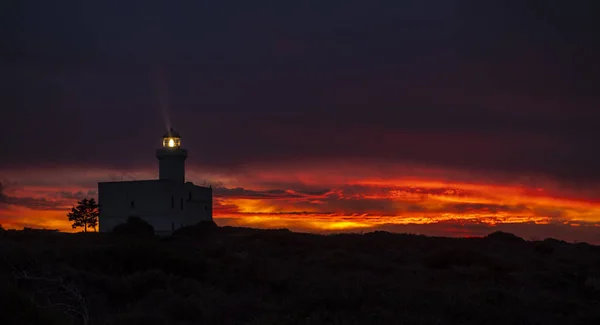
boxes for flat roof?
[98,179,159,184]
[98,179,211,189]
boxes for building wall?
[98,180,212,234]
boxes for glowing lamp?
[162,128,181,148]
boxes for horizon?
[2,163,600,244]
[1,1,599,244]
[2,220,591,246]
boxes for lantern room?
[156,127,187,183]
[162,128,181,148]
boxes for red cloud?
[1,161,599,243]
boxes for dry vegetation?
[1,224,600,324]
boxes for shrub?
[112,216,155,236]
[485,231,525,243]
[0,280,67,324]
[105,312,169,325]
[22,227,59,233]
[106,269,169,304]
[423,247,508,271]
[534,243,555,255]
[172,221,218,238]
[3,224,600,324]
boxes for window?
[171,196,174,208]
[163,137,181,148]
[180,198,183,210]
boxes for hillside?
[1,226,600,324]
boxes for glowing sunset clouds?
[1,161,599,243]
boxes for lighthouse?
[157,128,188,183]
[98,128,213,235]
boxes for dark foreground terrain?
[1,225,600,325]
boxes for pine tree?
[67,198,99,232]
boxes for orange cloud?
[1,161,599,243]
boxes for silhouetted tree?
[67,198,99,232]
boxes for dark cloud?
[212,183,546,218]
[1,0,599,185]
[213,186,336,201]
[0,182,6,202]
[54,190,97,201]
[213,187,302,199]
[445,203,530,214]
[1,195,67,211]
[0,182,70,211]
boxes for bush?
[485,231,525,243]
[22,227,59,233]
[112,217,155,236]
[0,280,66,324]
[172,221,218,238]
[105,312,169,325]
[423,247,510,271]
[3,224,600,324]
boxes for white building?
[98,128,212,235]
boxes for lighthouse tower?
[156,128,188,183]
[98,127,212,235]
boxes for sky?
[1,1,600,243]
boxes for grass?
[1,225,600,324]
